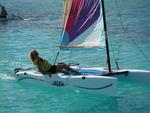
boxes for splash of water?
[0,73,15,80]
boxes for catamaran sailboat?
[12,0,150,96]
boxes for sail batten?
[60,0,105,49]
[60,45,104,48]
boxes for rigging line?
[109,0,125,70]
[129,37,150,64]
[109,38,120,70]
[53,51,60,65]
[115,0,124,59]
[114,1,150,64]
[68,48,72,65]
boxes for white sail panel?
[66,13,105,48]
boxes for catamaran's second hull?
[72,66,150,84]
[114,69,150,84]
[12,70,117,96]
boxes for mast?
[101,0,112,72]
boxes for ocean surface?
[0,0,150,113]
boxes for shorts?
[48,65,57,74]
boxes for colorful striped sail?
[60,0,105,48]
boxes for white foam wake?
[0,73,15,80]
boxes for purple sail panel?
[65,0,100,43]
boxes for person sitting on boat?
[29,50,80,75]
[0,6,8,18]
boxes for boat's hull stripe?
[17,77,113,90]
[73,84,113,90]
[18,77,45,82]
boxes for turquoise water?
[0,0,150,113]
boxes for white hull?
[114,69,150,84]
[72,66,150,83]
[12,70,117,96]
[12,66,150,96]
